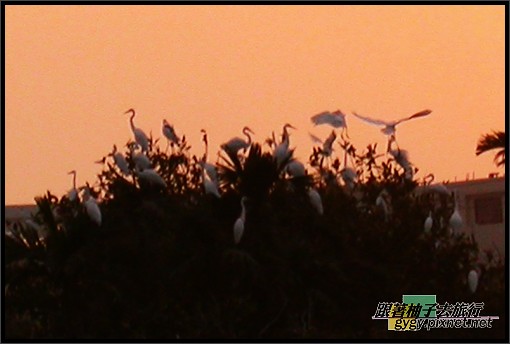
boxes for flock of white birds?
[58,107,478,292]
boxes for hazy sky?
[5,5,506,205]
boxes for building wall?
[446,176,506,261]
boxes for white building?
[446,176,506,261]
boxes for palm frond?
[476,131,505,156]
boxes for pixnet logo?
[372,294,499,331]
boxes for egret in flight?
[125,109,149,152]
[352,109,432,149]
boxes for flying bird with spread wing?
[352,109,432,137]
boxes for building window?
[474,196,503,225]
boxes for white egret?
[308,188,323,215]
[162,119,180,149]
[280,123,296,144]
[274,124,296,168]
[340,168,357,189]
[339,140,357,189]
[82,188,102,226]
[111,145,130,175]
[204,178,221,198]
[200,129,218,183]
[352,109,432,138]
[66,170,78,201]
[309,130,337,157]
[376,189,391,221]
[233,197,248,244]
[389,148,414,179]
[129,142,152,170]
[286,159,306,178]
[468,269,479,294]
[125,108,149,152]
[221,127,254,155]
[201,165,220,198]
[135,166,166,188]
[449,192,463,233]
[424,211,433,234]
[311,110,347,129]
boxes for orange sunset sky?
[5,5,506,205]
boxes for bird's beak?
[248,128,255,134]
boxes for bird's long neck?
[72,172,76,189]
[243,129,252,145]
[203,137,208,161]
[343,146,348,169]
[130,112,136,131]
[240,200,246,221]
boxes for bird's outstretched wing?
[311,111,346,128]
[351,112,389,126]
[395,109,432,124]
[310,111,333,126]
[309,133,323,144]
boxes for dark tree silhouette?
[4,128,506,340]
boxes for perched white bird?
[129,142,152,170]
[376,189,391,221]
[449,193,463,233]
[309,130,337,157]
[340,168,357,189]
[111,145,130,175]
[274,124,296,168]
[200,129,218,183]
[286,160,306,178]
[201,167,220,198]
[82,188,102,226]
[162,119,180,146]
[308,188,323,215]
[66,170,78,201]
[389,148,410,167]
[311,110,347,129]
[352,109,432,137]
[204,178,221,198]
[221,127,254,154]
[468,269,479,294]
[280,123,296,143]
[389,148,414,179]
[424,211,433,234]
[135,166,166,188]
[233,197,248,244]
[125,108,149,152]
